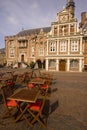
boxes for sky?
[0,0,87,48]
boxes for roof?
[17,27,51,36]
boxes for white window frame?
[50,42,56,52]
[70,60,79,68]
[71,40,78,52]
[60,41,66,52]
[9,48,15,57]
[19,41,27,47]
[39,47,44,56]
[49,59,56,67]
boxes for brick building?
[5,0,87,71]
[80,12,87,71]
[0,48,6,66]
[5,27,50,68]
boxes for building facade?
[5,0,87,71]
[45,0,84,72]
[0,48,6,66]
[5,27,50,68]
[81,12,87,71]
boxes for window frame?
[70,60,79,68]
[49,42,56,52]
[39,47,44,56]
[71,40,78,52]
[60,41,67,52]
[9,48,15,58]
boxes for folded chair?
[25,94,47,128]
[40,85,49,94]
[1,84,19,120]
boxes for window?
[39,48,44,56]
[9,48,15,57]
[50,42,56,52]
[60,41,66,52]
[19,40,28,48]
[61,25,68,36]
[70,60,78,68]
[49,59,56,67]
[31,46,34,57]
[71,40,78,52]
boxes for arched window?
[70,60,79,68]
[49,59,56,67]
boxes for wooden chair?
[6,75,18,90]
[40,84,49,94]
[37,72,52,85]
[28,77,49,96]
[32,69,41,78]
[24,93,47,128]
[23,72,33,84]
[0,83,19,119]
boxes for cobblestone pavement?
[0,71,87,130]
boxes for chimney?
[79,12,87,28]
[81,12,86,25]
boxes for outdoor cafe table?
[29,78,46,85]
[7,87,40,125]
[8,87,40,103]
[29,78,47,94]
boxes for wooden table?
[8,87,40,103]
[30,78,46,85]
[8,87,40,126]
[29,78,47,95]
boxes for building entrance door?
[59,60,66,71]
[18,62,21,68]
[21,55,24,62]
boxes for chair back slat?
[24,72,33,83]
[12,75,18,82]
[1,85,14,106]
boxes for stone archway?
[36,59,42,68]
